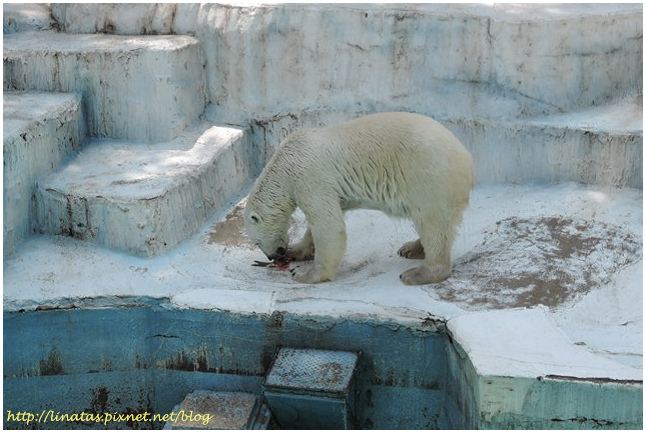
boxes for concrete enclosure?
[3,3,643,430]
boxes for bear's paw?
[289,263,333,284]
[400,264,451,285]
[398,239,425,260]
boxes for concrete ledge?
[3,183,642,428]
[50,4,641,124]
[3,91,85,257]
[3,3,55,34]
[178,3,642,124]
[447,96,643,187]
[51,3,176,35]
[449,308,641,381]
[33,124,254,257]
[227,97,643,189]
[3,31,206,142]
[172,289,275,316]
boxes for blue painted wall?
[4,305,449,429]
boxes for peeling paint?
[39,347,65,376]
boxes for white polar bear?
[244,112,473,285]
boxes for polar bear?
[244,112,473,285]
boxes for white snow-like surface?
[39,124,243,199]
[31,123,254,257]
[3,183,642,380]
[448,308,641,381]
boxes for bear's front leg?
[286,227,315,261]
[290,207,346,284]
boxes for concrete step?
[3,31,206,142]
[50,4,177,36]
[263,348,360,429]
[164,390,271,430]
[446,95,643,188]
[183,3,642,125]
[33,123,254,257]
[3,3,57,34]
[39,4,642,125]
[237,95,643,189]
[3,91,85,257]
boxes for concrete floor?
[4,182,642,380]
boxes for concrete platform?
[45,4,641,124]
[449,96,643,187]
[165,390,261,430]
[5,183,642,373]
[3,91,85,256]
[6,183,641,428]
[33,123,254,257]
[3,31,206,142]
[173,3,642,125]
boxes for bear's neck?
[258,167,296,215]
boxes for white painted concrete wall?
[4,32,206,142]
[3,92,85,256]
[45,3,642,188]
[52,3,643,125]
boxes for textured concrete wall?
[3,93,85,257]
[3,33,206,142]
[3,307,450,429]
[52,4,643,123]
[42,4,643,188]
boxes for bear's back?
[297,112,472,215]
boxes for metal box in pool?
[262,348,360,429]
[164,390,271,430]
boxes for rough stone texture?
[33,124,253,257]
[170,391,259,429]
[50,3,177,35]
[173,4,642,124]
[3,3,56,34]
[3,31,206,142]
[435,216,642,309]
[3,92,85,257]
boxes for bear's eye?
[251,214,260,223]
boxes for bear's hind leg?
[287,227,315,261]
[400,216,453,285]
[398,239,425,259]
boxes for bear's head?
[243,200,290,261]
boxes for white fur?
[244,112,473,285]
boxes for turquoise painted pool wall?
[3,305,449,429]
[5,305,641,429]
[470,375,643,429]
[444,334,643,430]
